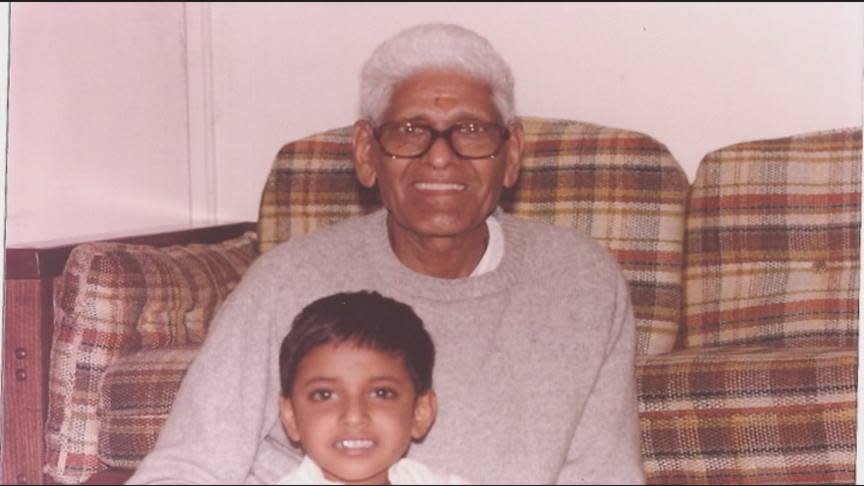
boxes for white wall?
[6,2,862,244]
[7,3,191,245]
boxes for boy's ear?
[279,396,302,444]
[411,390,438,441]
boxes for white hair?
[359,23,516,124]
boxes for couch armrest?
[2,222,256,485]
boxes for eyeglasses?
[374,121,510,159]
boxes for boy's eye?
[372,388,398,399]
[309,389,334,401]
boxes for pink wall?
[7,3,191,244]
[6,3,863,244]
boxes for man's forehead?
[384,71,499,122]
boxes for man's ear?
[352,119,378,188]
[279,396,302,444]
[411,390,438,441]
[502,120,524,188]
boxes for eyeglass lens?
[377,122,507,158]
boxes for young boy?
[276,291,469,485]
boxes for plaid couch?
[43,117,860,484]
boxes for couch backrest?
[257,117,689,355]
[684,128,861,348]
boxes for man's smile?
[413,182,467,192]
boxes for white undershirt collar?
[469,215,504,277]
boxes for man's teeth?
[336,439,375,449]
[415,182,465,191]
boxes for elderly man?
[130,23,644,485]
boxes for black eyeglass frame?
[373,121,511,159]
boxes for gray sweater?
[129,209,645,485]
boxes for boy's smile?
[280,342,436,485]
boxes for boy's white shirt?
[275,455,471,485]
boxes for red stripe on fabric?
[277,140,352,158]
[610,249,682,264]
[687,299,858,326]
[690,192,860,210]
[525,136,668,153]
[726,137,862,152]
[641,400,855,419]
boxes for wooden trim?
[2,279,53,486]
[1,222,256,485]
[5,222,256,280]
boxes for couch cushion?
[97,347,199,469]
[684,128,861,348]
[44,233,258,484]
[637,344,857,484]
[257,117,689,355]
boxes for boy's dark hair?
[279,291,435,397]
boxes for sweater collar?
[363,209,526,302]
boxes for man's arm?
[557,271,646,485]
[127,259,298,484]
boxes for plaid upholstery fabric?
[637,345,856,484]
[257,126,380,252]
[638,127,862,485]
[132,235,258,348]
[684,128,861,348]
[97,347,198,469]
[44,233,258,484]
[257,117,689,355]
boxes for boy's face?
[280,342,437,485]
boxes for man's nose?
[424,133,458,169]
